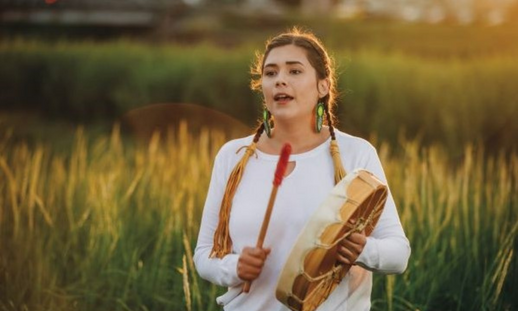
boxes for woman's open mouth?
[274,93,294,104]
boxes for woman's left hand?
[336,230,367,265]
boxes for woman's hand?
[237,247,271,281]
[337,230,367,265]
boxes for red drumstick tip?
[273,143,292,186]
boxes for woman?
[194,28,410,310]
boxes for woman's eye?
[264,71,276,77]
[290,69,302,74]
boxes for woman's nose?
[275,74,287,86]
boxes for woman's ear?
[318,78,330,98]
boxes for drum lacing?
[300,264,343,283]
[288,265,343,305]
[314,189,387,249]
[313,220,361,249]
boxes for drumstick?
[243,143,292,293]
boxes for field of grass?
[0,123,516,310]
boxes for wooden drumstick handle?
[243,143,291,293]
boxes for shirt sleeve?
[354,143,411,274]
[193,149,243,287]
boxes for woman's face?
[262,44,328,126]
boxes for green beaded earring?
[315,101,325,133]
[263,108,273,138]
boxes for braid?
[324,102,346,183]
[211,124,263,258]
[323,103,337,141]
[253,122,265,143]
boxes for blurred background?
[1,0,518,152]
[0,1,517,311]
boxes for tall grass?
[373,142,517,310]
[0,124,516,310]
[0,123,226,311]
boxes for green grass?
[0,124,516,310]
[1,39,517,154]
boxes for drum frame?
[276,169,388,311]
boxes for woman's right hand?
[237,247,271,281]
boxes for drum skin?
[276,169,388,311]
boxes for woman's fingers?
[237,247,271,281]
[336,230,367,265]
[337,245,355,265]
[242,252,264,267]
[239,267,262,280]
[246,247,270,259]
[341,234,365,253]
[348,231,367,245]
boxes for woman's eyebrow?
[286,61,304,66]
[264,61,305,68]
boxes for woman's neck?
[258,121,331,155]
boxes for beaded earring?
[263,108,273,138]
[315,101,325,133]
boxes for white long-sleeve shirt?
[194,130,411,311]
